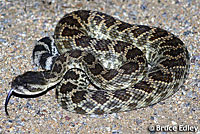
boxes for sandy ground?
[0,0,199,133]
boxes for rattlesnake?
[5,10,190,115]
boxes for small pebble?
[65,115,71,120]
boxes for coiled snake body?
[5,10,190,115]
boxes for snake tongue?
[5,88,14,116]
[5,84,57,116]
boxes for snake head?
[5,71,53,116]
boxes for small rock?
[140,4,147,11]
[171,121,177,125]
[135,119,142,125]
[150,116,154,120]
[65,115,71,120]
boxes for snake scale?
[5,10,190,115]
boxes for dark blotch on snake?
[131,25,151,38]
[126,47,143,59]
[96,11,116,27]
[74,10,90,23]
[83,53,95,65]
[56,54,67,64]
[59,15,82,28]
[101,69,118,81]
[149,70,173,83]
[89,63,104,75]
[72,91,87,104]
[114,89,131,101]
[60,82,78,93]
[116,22,132,32]
[104,15,116,27]
[160,57,186,68]
[62,27,83,36]
[75,36,92,48]
[63,70,79,80]
[69,50,82,58]
[163,47,184,57]
[93,16,104,25]
[137,57,146,63]
[91,91,109,105]
[133,81,154,93]
[149,27,169,41]
[159,37,183,47]
[120,62,139,74]
[114,41,131,53]
[94,40,110,51]
[52,63,62,73]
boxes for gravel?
[0,0,199,133]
